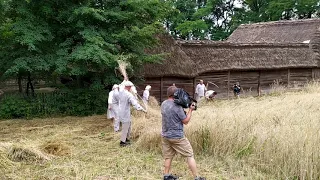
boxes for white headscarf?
[145,85,151,90]
[112,84,119,90]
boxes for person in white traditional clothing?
[142,85,151,104]
[116,80,146,147]
[205,90,217,100]
[107,84,120,132]
[195,80,207,101]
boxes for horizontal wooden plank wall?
[137,77,194,102]
[196,71,228,99]
[230,71,259,97]
[289,68,313,87]
[139,68,318,102]
[162,77,194,102]
[312,68,320,79]
[259,69,288,94]
[136,77,161,100]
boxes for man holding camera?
[161,86,206,180]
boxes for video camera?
[173,88,197,110]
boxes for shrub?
[0,89,108,119]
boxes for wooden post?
[287,69,291,87]
[257,70,261,96]
[193,77,196,98]
[312,68,315,80]
[227,71,230,99]
[160,77,163,102]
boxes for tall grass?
[2,84,320,179]
[134,83,320,179]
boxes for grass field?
[1,84,320,180]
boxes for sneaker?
[120,141,129,147]
[126,138,131,144]
[164,174,179,180]
[195,176,206,180]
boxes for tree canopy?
[0,0,170,90]
[0,0,319,91]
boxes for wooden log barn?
[137,19,320,102]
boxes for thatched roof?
[179,42,317,74]
[142,19,320,77]
[311,28,320,65]
[228,19,320,44]
[143,34,197,78]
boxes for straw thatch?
[143,34,197,77]
[227,19,320,43]
[180,42,317,74]
[311,27,320,65]
[142,19,320,78]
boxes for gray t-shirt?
[161,99,187,139]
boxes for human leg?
[120,122,130,145]
[187,157,198,177]
[164,158,172,174]
[162,137,177,179]
[114,117,120,132]
[170,137,205,179]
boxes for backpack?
[173,88,197,109]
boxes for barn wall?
[162,77,194,102]
[230,71,259,97]
[196,71,228,99]
[140,68,318,102]
[137,77,194,102]
[289,68,313,87]
[312,68,320,79]
[136,77,161,100]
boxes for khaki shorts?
[162,137,194,159]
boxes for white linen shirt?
[195,84,207,97]
[143,90,150,101]
[115,88,144,123]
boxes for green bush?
[0,89,108,119]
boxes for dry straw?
[41,140,71,156]
[132,84,320,179]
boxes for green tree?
[165,0,240,40]
[0,0,170,92]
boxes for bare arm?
[181,103,196,125]
[181,109,193,125]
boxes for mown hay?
[148,96,159,108]
[0,151,14,169]
[41,140,71,156]
[7,145,50,163]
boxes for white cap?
[145,85,151,90]
[121,80,134,87]
[112,84,119,90]
[131,86,137,94]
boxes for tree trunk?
[26,72,34,96]
[18,74,23,93]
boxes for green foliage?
[239,0,320,23]
[0,89,108,119]
[166,0,320,40]
[0,0,170,88]
[165,0,240,40]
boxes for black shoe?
[164,174,179,180]
[126,138,131,144]
[195,177,206,180]
[120,141,129,147]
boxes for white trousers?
[120,122,131,142]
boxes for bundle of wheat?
[7,145,50,163]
